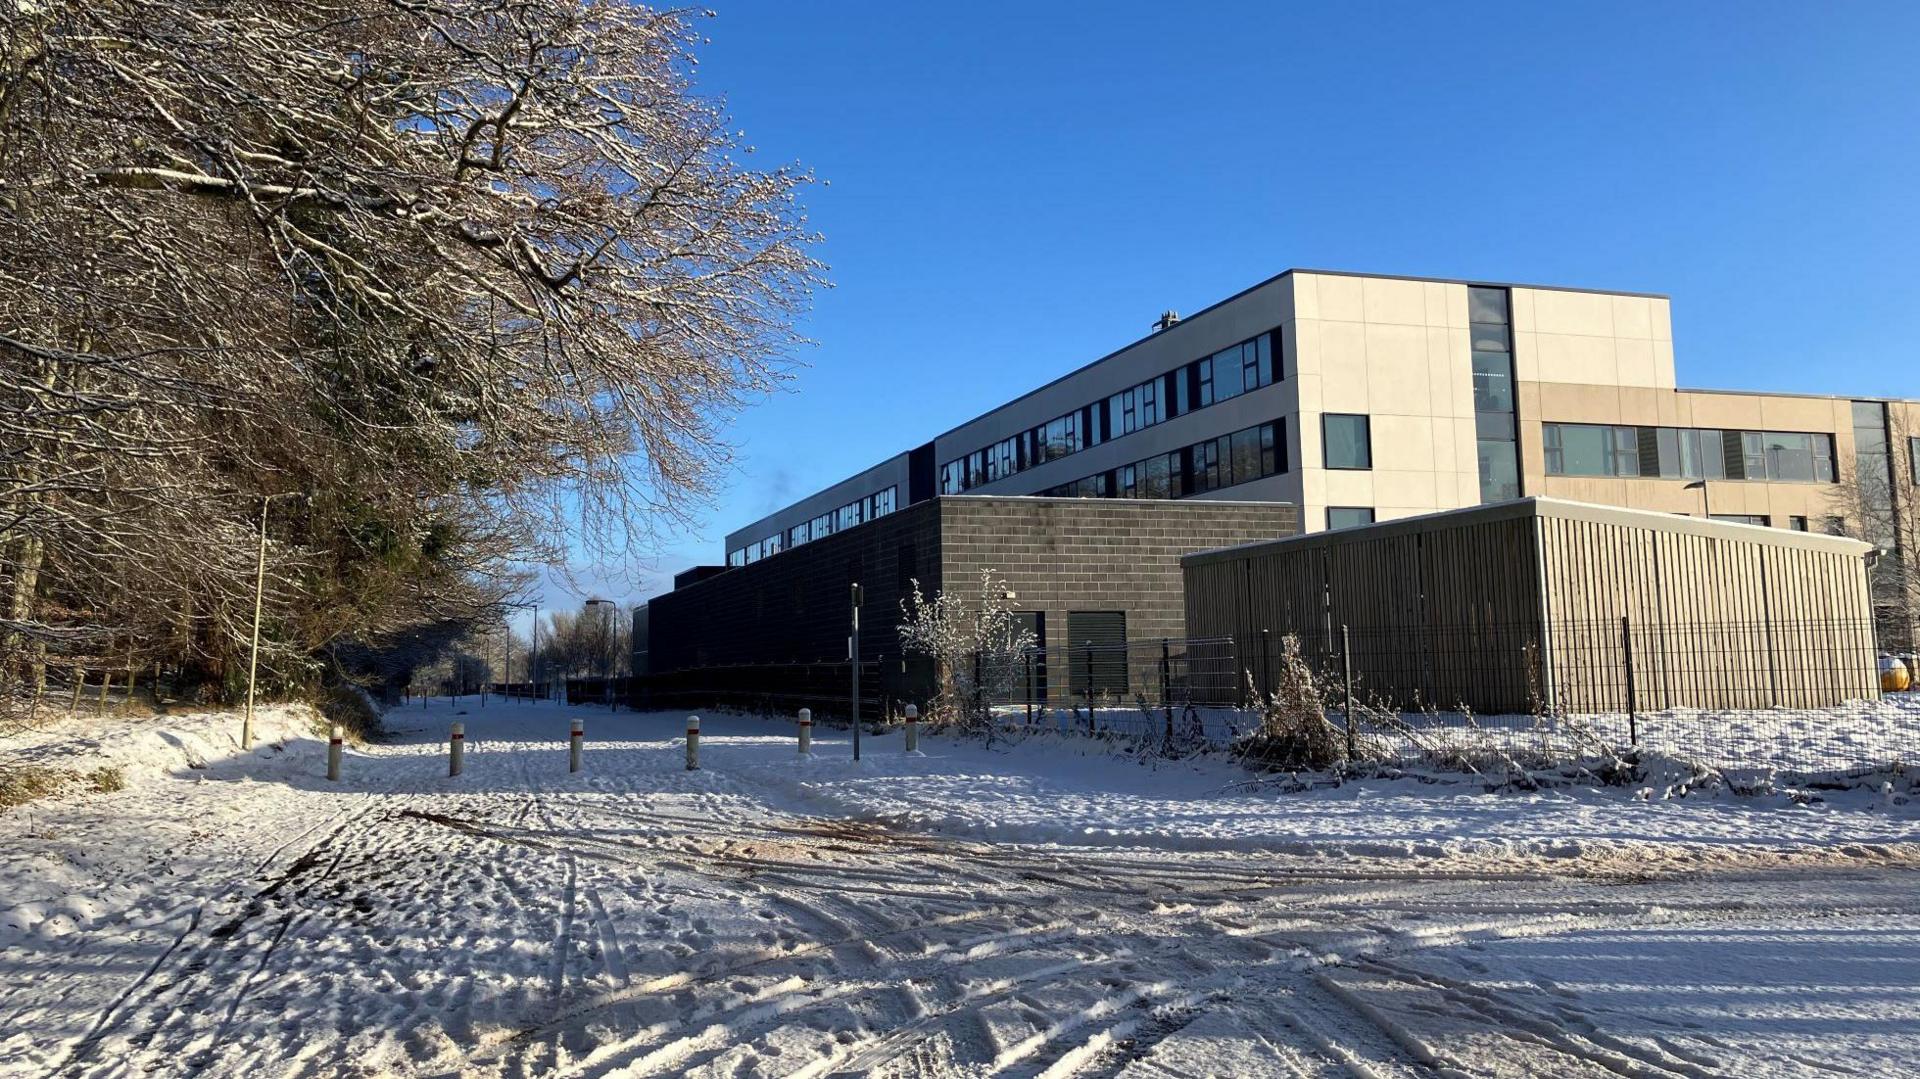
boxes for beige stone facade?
[1288,271,1916,547]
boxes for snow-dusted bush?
[897,570,1035,732]
[1235,635,1349,770]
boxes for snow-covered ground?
[2,701,1917,1077]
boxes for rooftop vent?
[1153,310,1181,332]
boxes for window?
[940,459,965,495]
[1471,352,1514,414]
[1478,440,1520,501]
[1543,424,1639,477]
[1467,286,1509,325]
[727,549,745,567]
[1652,427,1727,480]
[1327,507,1375,530]
[1323,414,1372,470]
[1825,516,1848,536]
[1910,437,1919,487]
[1711,514,1770,527]
[1789,516,1809,532]
[1469,286,1517,503]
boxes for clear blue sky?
[534,0,1920,627]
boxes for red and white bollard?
[685,715,701,771]
[904,704,922,756]
[569,718,584,773]
[797,708,813,758]
[327,724,343,781]
[449,721,464,777]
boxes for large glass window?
[1468,286,1516,503]
[1910,437,1920,486]
[1543,424,1639,477]
[1327,507,1375,530]
[1471,352,1513,413]
[1478,440,1520,501]
[1323,414,1372,470]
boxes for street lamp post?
[585,597,616,710]
[1684,479,1710,520]
[850,582,863,761]
[241,493,299,751]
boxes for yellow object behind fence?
[1882,657,1912,693]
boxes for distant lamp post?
[585,597,616,709]
[1684,480,1709,519]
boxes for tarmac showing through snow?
[2,701,1918,1078]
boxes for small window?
[1323,414,1372,470]
[1710,514,1770,527]
[1788,516,1809,532]
[1825,516,1848,536]
[1327,507,1375,530]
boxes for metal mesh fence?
[971,618,1917,778]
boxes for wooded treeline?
[0,1,820,716]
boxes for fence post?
[1620,616,1639,748]
[1342,625,1356,762]
[798,708,812,757]
[686,715,700,770]
[327,725,343,781]
[904,703,922,755]
[1259,628,1271,701]
[1160,639,1173,743]
[570,718,584,773]
[448,721,464,777]
[973,650,984,727]
[1025,650,1034,727]
[69,669,83,714]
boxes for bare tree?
[1,2,822,714]
[1828,409,1919,651]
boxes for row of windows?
[1543,424,1838,484]
[728,486,898,566]
[1036,420,1286,501]
[940,330,1282,494]
[1712,513,1847,535]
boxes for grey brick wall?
[939,497,1299,648]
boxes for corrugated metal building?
[1182,498,1879,713]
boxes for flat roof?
[1182,496,1874,567]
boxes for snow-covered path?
[3,702,1917,1078]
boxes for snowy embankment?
[0,704,325,944]
[1,702,321,786]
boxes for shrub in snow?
[897,570,1035,736]
[1234,635,1349,771]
